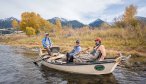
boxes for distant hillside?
[0,17,18,29]
[89,19,105,27]
[67,20,85,28]
[5,16,146,29]
[136,16,146,24]
[48,17,67,25]
[48,17,109,28]
[48,17,84,28]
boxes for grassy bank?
[0,27,146,57]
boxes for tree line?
[12,12,62,36]
[12,4,144,36]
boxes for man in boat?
[42,33,53,56]
[89,37,106,61]
[77,38,106,62]
[66,40,82,63]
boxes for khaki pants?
[44,47,52,56]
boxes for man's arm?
[78,48,90,54]
[49,38,53,47]
[99,45,106,61]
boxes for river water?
[0,45,146,84]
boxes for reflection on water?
[0,45,146,84]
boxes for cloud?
[0,0,146,24]
[137,6,146,17]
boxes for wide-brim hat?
[76,40,80,43]
[45,33,49,36]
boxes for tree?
[26,27,35,36]
[39,18,52,32]
[12,19,19,28]
[123,4,138,27]
[20,12,52,35]
[114,16,125,28]
[114,4,138,28]
[12,19,19,33]
[55,19,62,31]
[20,12,41,34]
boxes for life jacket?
[45,37,51,45]
[90,45,102,60]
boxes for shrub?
[26,27,36,36]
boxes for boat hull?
[41,60,119,75]
[39,48,122,75]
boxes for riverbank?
[0,28,146,57]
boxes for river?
[0,45,146,84]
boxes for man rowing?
[42,33,53,56]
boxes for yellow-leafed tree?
[39,18,52,32]
[20,12,52,35]
[12,19,19,28]
[114,4,138,28]
[55,19,62,31]
[20,12,41,34]
[12,19,19,33]
[123,4,138,27]
[26,27,35,36]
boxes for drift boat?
[39,47,122,75]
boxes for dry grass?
[0,27,146,57]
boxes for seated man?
[89,38,106,61]
[77,38,106,62]
[42,33,53,56]
[66,40,82,62]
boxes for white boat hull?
[41,59,120,75]
[39,48,122,75]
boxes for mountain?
[48,17,69,27]
[48,17,84,28]
[0,17,115,29]
[136,16,146,24]
[89,19,105,27]
[0,17,18,29]
[48,17,68,24]
[67,20,84,28]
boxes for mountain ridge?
[48,17,106,28]
[1,16,146,29]
[0,17,18,29]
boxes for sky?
[0,0,146,24]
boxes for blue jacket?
[69,45,82,57]
[42,37,52,48]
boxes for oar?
[33,56,50,66]
[33,59,42,66]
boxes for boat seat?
[51,47,60,53]
[40,47,60,56]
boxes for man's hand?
[47,45,51,49]
[81,48,90,53]
[75,48,90,56]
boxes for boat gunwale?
[41,60,116,66]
